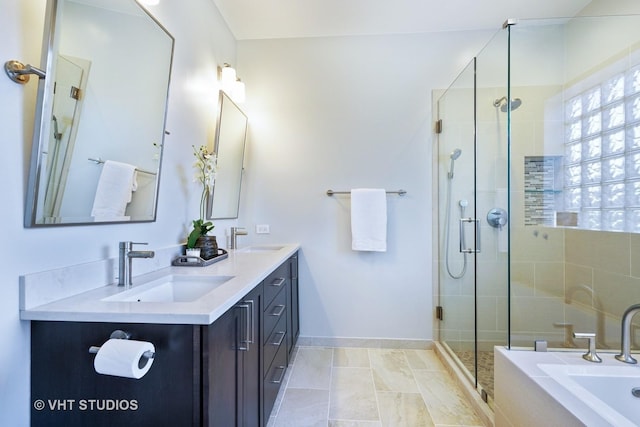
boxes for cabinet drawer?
[263,312,287,375]
[263,287,286,342]
[264,340,288,421]
[263,263,289,308]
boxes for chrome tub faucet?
[615,303,640,364]
[118,241,155,288]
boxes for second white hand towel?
[351,188,387,252]
[91,160,138,220]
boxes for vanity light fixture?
[232,78,246,104]
[220,63,237,94]
[219,63,245,104]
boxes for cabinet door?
[31,322,198,427]
[239,284,263,427]
[203,307,241,426]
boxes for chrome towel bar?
[88,157,157,176]
[326,189,406,196]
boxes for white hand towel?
[351,188,387,252]
[91,160,138,220]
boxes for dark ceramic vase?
[195,235,218,260]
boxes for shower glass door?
[436,27,509,404]
[436,57,478,388]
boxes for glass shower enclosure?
[435,27,510,404]
[436,12,640,407]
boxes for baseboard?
[297,336,432,349]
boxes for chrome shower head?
[507,98,522,112]
[493,96,522,112]
[448,148,462,179]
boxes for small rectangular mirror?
[208,91,248,219]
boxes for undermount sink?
[237,245,284,253]
[102,274,233,303]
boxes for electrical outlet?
[256,224,270,234]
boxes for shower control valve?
[487,208,508,230]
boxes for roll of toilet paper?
[93,339,155,379]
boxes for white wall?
[236,31,493,341]
[0,0,237,424]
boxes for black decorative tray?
[172,248,228,267]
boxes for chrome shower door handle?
[459,218,481,254]
[475,218,481,253]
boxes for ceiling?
[211,0,593,40]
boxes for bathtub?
[539,363,640,427]
[495,347,640,427]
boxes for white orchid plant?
[187,144,217,248]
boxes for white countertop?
[20,244,300,325]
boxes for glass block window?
[564,65,640,232]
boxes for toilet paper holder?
[88,329,155,359]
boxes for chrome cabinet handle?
[269,304,285,317]
[269,366,286,384]
[269,331,286,346]
[245,299,254,345]
[236,303,250,351]
[270,277,285,287]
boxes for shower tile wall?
[509,85,569,347]
[564,229,640,349]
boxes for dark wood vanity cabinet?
[30,253,299,427]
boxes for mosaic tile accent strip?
[524,156,562,225]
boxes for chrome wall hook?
[4,60,46,84]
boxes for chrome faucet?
[615,303,640,364]
[230,227,248,249]
[118,241,155,288]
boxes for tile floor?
[267,346,486,427]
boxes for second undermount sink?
[237,245,284,253]
[102,274,233,303]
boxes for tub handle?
[573,332,602,363]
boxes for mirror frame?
[208,91,248,220]
[24,0,175,227]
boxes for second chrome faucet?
[230,227,248,249]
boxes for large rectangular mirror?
[208,91,248,219]
[24,0,174,226]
